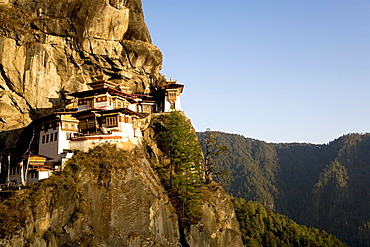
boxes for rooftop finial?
[167,77,177,84]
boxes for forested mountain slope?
[232,197,346,246]
[198,132,370,246]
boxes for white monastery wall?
[164,95,182,112]
[39,129,59,159]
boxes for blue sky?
[142,0,370,144]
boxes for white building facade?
[9,78,185,184]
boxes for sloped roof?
[160,83,184,93]
[74,108,145,119]
[69,87,133,100]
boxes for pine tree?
[160,111,204,222]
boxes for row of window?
[61,122,78,131]
[96,96,107,102]
[79,98,113,105]
[41,122,78,132]
[106,116,117,127]
[42,132,58,144]
[10,167,21,175]
[10,167,39,178]
[41,122,57,132]
[79,98,130,108]
[30,171,38,178]
[167,91,178,102]
[79,121,97,130]
[78,99,91,105]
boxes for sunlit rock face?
[0,2,245,246]
[0,0,164,149]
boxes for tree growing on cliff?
[202,129,228,184]
[160,111,204,221]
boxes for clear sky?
[142,0,370,144]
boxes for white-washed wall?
[39,129,59,159]
[164,95,182,112]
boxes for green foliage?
[199,129,229,184]
[315,160,349,189]
[232,197,347,247]
[358,221,370,245]
[159,111,204,223]
[198,132,278,209]
[0,191,29,238]
[67,144,130,187]
[198,131,370,245]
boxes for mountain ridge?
[198,131,370,245]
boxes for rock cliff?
[1,145,181,246]
[0,0,243,246]
[0,143,243,247]
[0,0,164,150]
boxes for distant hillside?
[198,132,370,246]
[232,197,346,246]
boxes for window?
[106,116,118,127]
[42,135,45,144]
[87,100,93,109]
[54,132,58,141]
[46,134,49,143]
[66,133,72,139]
[133,119,139,129]
[124,116,132,123]
[168,91,177,101]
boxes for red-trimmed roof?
[87,80,118,88]
[69,88,134,101]
[160,83,184,93]
[74,108,145,119]
[22,154,54,160]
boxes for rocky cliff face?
[0,0,164,150]
[0,0,243,246]
[0,144,243,247]
[0,145,181,246]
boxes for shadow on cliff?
[0,122,39,183]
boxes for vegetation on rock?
[232,197,347,246]
[198,131,370,246]
[0,144,182,246]
[158,111,204,223]
[198,129,229,184]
